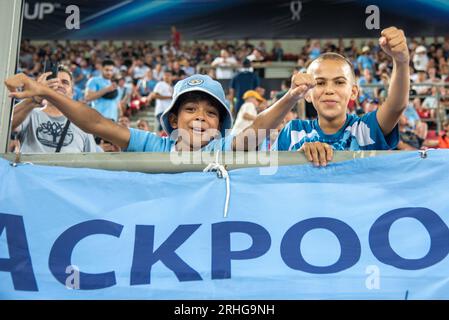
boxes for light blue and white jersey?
[272,111,399,151]
[125,128,235,152]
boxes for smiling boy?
[272,27,410,166]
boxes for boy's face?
[169,99,221,150]
[306,59,358,123]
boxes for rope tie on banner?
[9,149,32,167]
[419,148,435,159]
[203,150,230,218]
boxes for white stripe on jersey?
[289,129,319,150]
[346,122,374,147]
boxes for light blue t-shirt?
[272,111,399,151]
[125,128,235,152]
[86,76,121,121]
[357,55,375,72]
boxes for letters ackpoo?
[1,207,448,291]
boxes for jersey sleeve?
[86,77,99,92]
[358,110,399,150]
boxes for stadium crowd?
[11,32,449,153]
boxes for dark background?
[22,0,449,40]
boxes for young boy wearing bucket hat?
[5,72,310,152]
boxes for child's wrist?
[287,89,303,102]
[393,58,410,66]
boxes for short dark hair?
[102,59,115,67]
[308,52,356,83]
[57,65,73,82]
[172,91,225,122]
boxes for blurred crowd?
[12,32,449,152]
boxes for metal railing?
[0,151,401,173]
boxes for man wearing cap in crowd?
[413,45,429,72]
[231,90,266,135]
[357,45,375,74]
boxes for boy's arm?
[232,73,316,150]
[376,27,410,136]
[243,112,257,121]
[12,71,61,130]
[5,74,131,149]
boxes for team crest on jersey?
[187,79,204,86]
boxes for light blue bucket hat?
[160,74,233,136]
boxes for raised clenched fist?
[289,72,317,101]
[379,27,409,64]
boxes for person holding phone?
[85,59,122,122]
[11,65,98,153]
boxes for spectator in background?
[85,59,122,122]
[171,60,187,84]
[70,61,87,91]
[137,119,150,131]
[247,47,266,78]
[247,47,265,63]
[438,119,449,148]
[229,59,260,117]
[91,61,103,78]
[308,40,321,60]
[378,72,390,103]
[357,46,375,74]
[171,26,181,50]
[412,70,432,96]
[358,68,379,100]
[72,85,85,102]
[428,66,440,83]
[11,66,97,153]
[129,58,150,81]
[152,63,165,82]
[151,70,173,135]
[181,59,195,76]
[397,114,424,150]
[272,41,284,61]
[118,115,130,128]
[137,69,158,97]
[211,49,238,80]
[403,99,428,140]
[440,63,449,82]
[231,90,266,135]
[116,75,132,115]
[413,45,429,71]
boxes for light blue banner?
[1,151,449,299]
